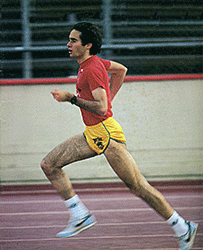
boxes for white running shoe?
[177,221,198,250]
[56,214,96,238]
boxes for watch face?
[71,96,77,104]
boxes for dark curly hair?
[73,22,102,55]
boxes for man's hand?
[51,89,74,102]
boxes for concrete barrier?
[1,76,202,184]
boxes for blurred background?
[1,0,203,79]
[1,0,203,185]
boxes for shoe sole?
[187,223,198,249]
[56,220,97,238]
[179,223,198,250]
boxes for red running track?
[0,181,202,250]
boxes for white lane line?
[1,233,203,243]
[0,234,183,243]
[0,206,202,216]
[1,220,203,230]
[0,194,202,204]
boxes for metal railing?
[1,0,203,78]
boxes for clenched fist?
[51,89,74,102]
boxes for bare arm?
[76,87,107,116]
[51,87,108,116]
[107,61,128,101]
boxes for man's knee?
[40,159,55,176]
[125,181,141,196]
[124,177,150,197]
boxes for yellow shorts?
[83,117,126,155]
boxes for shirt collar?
[80,55,96,68]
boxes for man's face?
[67,29,87,60]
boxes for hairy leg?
[104,140,174,220]
[41,134,96,200]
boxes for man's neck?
[77,54,93,65]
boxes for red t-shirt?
[76,55,113,126]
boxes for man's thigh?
[104,139,144,186]
[43,133,97,168]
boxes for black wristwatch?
[70,95,77,105]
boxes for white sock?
[167,211,189,236]
[64,195,89,220]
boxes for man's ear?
[85,43,92,50]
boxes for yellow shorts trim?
[83,117,126,155]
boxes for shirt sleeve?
[100,58,111,70]
[86,66,106,92]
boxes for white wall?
[1,79,202,184]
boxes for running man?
[41,22,198,249]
